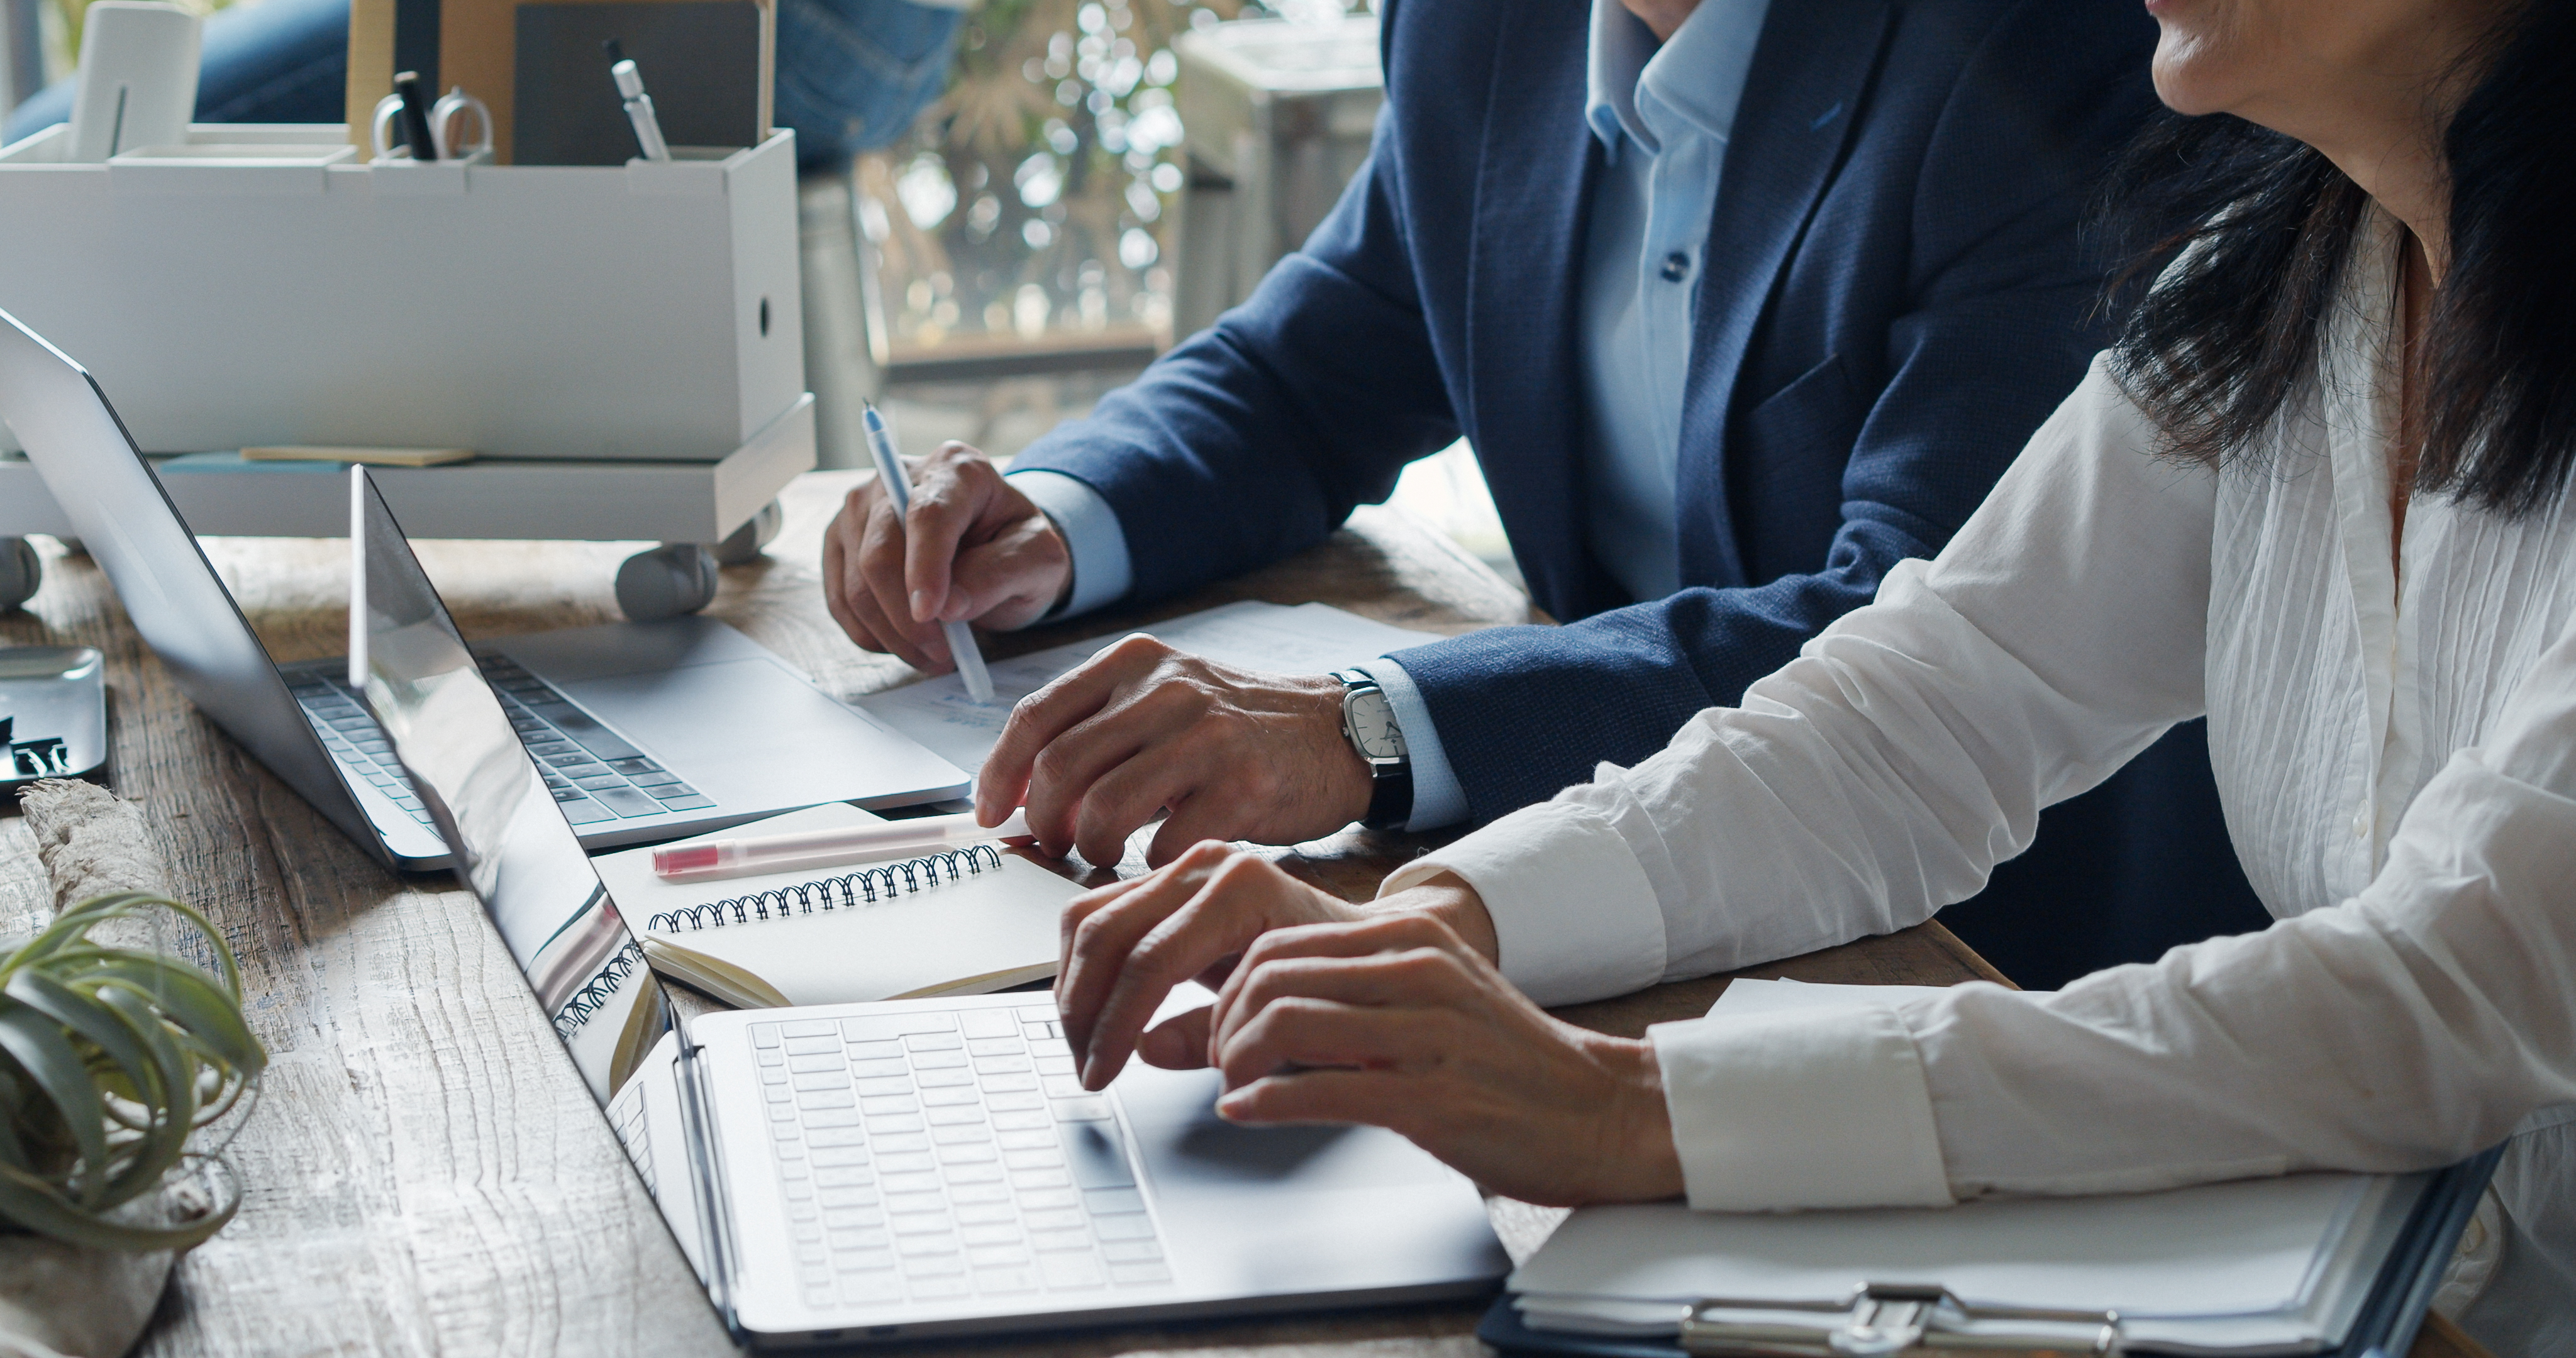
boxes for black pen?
[393,70,438,161]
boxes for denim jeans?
[4,0,960,174]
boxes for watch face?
[1345,688,1406,761]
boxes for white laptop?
[0,306,969,869]
[342,466,1511,1345]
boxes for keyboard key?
[917,1068,974,1089]
[830,1227,892,1251]
[605,757,666,776]
[1110,1262,1174,1286]
[962,1010,1019,1039]
[1022,1208,1084,1232]
[822,1207,885,1228]
[1094,1214,1156,1242]
[1003,1149,1065,1171]
[1039,1254,1106,1289]
[797,1087,854,1108]
[873,1131,931,1152]
[1028,1228,1091,1252]
[840,1273,904,1306]
[908,1275,971,1299]
[997,1130,1056,1151]
[1059,1123,1135,1187]
[954,1203,1016,1227]
[991,1110,1051,1132]
[974,1267,1039,1295]
[784,1034,839,1055]
[951,1182,1011,1205]
[921,1087,981,1108]
[851,1056,908,1079]
[802,1109,861,1129]
[1015,1186,1078,1210]
[647,783,702,801]
[809,1146,869,1167]
[843,1014,959,1041]
[1100,1239,1162,1264]
[1052,1096,1111,1122]
[859,1094,919,1115]
[898,1236,962,1261]
[926,1105,985,1127]
[905,1032,965,1052]
[560,799,618,825]
[972,1054,1034,1074]
[816,1186,877,1208]
[525,741,577,759]
[1084,1188,1145,1215]
[630,768,687,788]
[969,1247,1033,1269]
[782,1020,837,1037]
[880,1170,941,1193]
[937,1143,998,1164]
[808,1127,865,1148]
[813,1167,875,1188]
[656,795,718,812]
[945,1161,1006,1184]
[792,1070,852,1091]
[931,1124,991,1145]
[593,787,665,818]
[572,774,626,792]
[979,1073,1040,1093]
[789,1053,846,1074]
[912,1049,969,1070]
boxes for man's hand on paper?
[1055,842,1677,1205]
[822,441,1070,674]
[974,635,1374,867]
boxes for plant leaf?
[0,1007,111,1207]
[6,971,167,1120]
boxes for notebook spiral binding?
[646,843,1008,932]
[555,939,648,1039]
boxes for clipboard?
[1478,1147,2503,1358]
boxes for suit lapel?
[1672,0,1892,590]
[1462,0,1603,620]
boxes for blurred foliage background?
[858,0,1255,358]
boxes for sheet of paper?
[1517,981,2416,1354]
[855,600,1443,775]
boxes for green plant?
[0,890,264,1252]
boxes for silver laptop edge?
[0,306,969,873]
[344,466,1506,1346]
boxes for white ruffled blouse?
[1387,209,2576,1324]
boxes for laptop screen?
[347,468,669,1103]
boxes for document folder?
[1479,1147,2501,1358]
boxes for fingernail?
[909,589,932,621]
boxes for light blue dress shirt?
[1005,0,1769,830]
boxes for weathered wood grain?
[0,473,2240,1358]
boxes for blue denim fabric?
[6,0,960,172]
[776,0,961,170]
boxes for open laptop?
[0,306,969,869]
[343,465,1509,1344]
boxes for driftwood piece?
[16,780,171,912]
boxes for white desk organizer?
[0,123,814,613]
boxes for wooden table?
[0,472,2465,1358]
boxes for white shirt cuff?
[1650,1002,1954,1211]
[1350,656,1467,831]
[1380,801,1667,1006]
[1004,469,1133,621]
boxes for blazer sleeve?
[1004,94,1464,602]
[1393,1,2158,824]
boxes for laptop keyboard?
[755,1005,1173,1313]
[472,655,714,824]
[285,675,436,826]
[286,658,713,829]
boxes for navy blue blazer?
[1016,0,2265,974]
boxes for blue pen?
[862,403,996,703]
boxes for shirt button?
[1659,251,1690,282]
[2352,808,2371,839]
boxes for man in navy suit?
[828,0,2262,979]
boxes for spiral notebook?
[592,803,1082,1008]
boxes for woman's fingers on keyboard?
[1134,1005,1215,1069]
[1058,844,1363,1091]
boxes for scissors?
[370,84,494,163]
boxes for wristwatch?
[1333,668,1413,831]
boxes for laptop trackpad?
[551,658,928,804]
[1116,1064,1507,1298]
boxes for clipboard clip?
[1677,1282,2123,1357]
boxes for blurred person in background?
[3,0,965,173]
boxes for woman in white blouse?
[1044,0,2575,1345]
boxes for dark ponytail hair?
[2101,1,2576,514]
